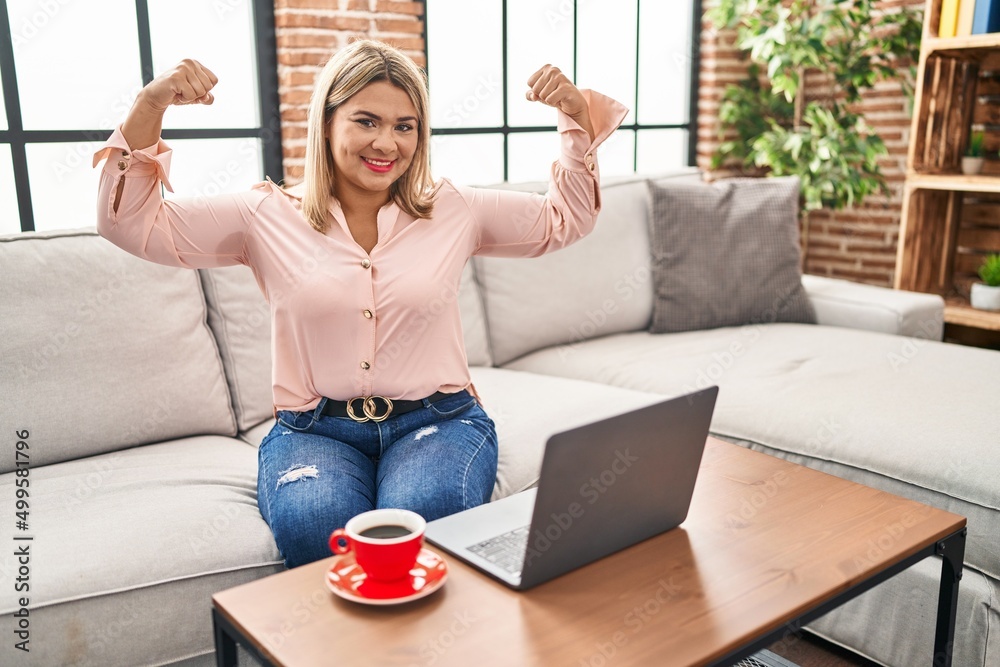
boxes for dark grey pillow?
[646,176,816,333]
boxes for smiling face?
[327,79,420,207]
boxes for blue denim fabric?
[257,390,498,568]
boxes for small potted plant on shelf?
[962,130,985,175]
[971,253,1000,311]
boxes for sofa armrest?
[801,275,944,340]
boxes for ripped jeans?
[257,390,498,568]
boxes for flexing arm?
[466,67,628,258]
[94,60,265,269]
[121,59,218,154]
[525,65,595,143]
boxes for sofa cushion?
[459,262,493,367]
[200,266,273,432]
[646,177,816,333]
[0,229,237,472]
[240,420,274,450]
[807,553,996,667]
[0,436,281,666]
[475,171,703,366]
[802,274,944,340]
[200,262,493,433]
[503,325,1000,582]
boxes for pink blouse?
[94,90,628,414]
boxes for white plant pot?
[970,282,1000,311]
[961,157,984,175]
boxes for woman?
[95,40,627,568]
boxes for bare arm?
[121,59,218,150]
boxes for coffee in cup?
[358,525,412,539]
[329,509,426,581]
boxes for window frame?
[422,0,702,182]
[0,0,283,233]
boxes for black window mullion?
[688,0,702,167]
[254,0,284,182]
[501,0,509,183]
[134,0,156,201]
[420,2,429,87]
[0,4,21,133]
[433,122,690,137]
[11,128,264,142]
[573,0,578,83]
[9,143,32,233]
[0,0,34,232]
[634,0,641,172]
[134,0,155,85]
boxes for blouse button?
[361,258,372,269]
[360,361,371,370]
[117,160,128,171]
[363,309,373,319]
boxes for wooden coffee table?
[212,437,966,666]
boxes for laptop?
[424,386,718,590]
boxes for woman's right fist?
[140,59,218,112]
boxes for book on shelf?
[973,0,1000,34]
[940,0,961,37]
[958,0,977,35]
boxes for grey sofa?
[1,172,997,667]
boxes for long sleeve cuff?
[92,125,174,193]
[556,89,629,177]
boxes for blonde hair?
[301,39,435,233]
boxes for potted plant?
[962,130,985,175]
[709,0,923,212]
[971,253,1000,311]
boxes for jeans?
[257,390,498,568]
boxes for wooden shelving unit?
[945,297,1000,329]
[896,0,1000,346]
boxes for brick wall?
[273,0,425,181]
[698,0,924,287]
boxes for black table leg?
[932,528,966,667]
[214,608,239,667]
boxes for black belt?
[320,391,457,423]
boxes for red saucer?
[325,548,448,605]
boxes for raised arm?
[464,66,628,258]
[526,65,595,143]
[93,60,266,269]
[122,59,218,153]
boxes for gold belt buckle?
[346,395,393,423]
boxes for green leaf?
[707,0,920,213]
[767,54,784,80]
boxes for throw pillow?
[646,176,816,333]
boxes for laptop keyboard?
[467,525,530,576]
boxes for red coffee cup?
[329,509,426,581]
